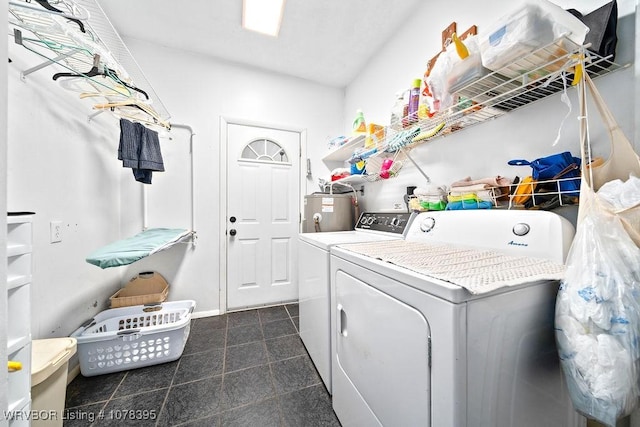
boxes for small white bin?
[480,0,588,73]
[71,300,195,377]
[31,337,77,427]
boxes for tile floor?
[63,303,341,426]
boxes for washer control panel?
[356,212,414,235]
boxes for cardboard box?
[109,271,169,308]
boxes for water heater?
[303,193,354,233]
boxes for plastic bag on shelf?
[426,35,480,113]
[447,35,487,94]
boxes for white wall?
[7,46,124,339]
[343,0,636,212]
[56,37,344,317]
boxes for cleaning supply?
[350,159,366,175]
[379,158,394,179]
[452,32,470,59]
[349,146,378,164]
[412,122,446,143]
[390,91,407,130]
[365,123,385,149]
[407,78,421,125]
[352,109,367,135]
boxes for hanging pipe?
[141,123,196,243]
[170,123,196,236]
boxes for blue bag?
[508,151,581,196]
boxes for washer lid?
[31,337,77,386]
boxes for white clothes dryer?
[298,211,414,393]
[330,210,584,427]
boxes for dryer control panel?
[355,212,415,235]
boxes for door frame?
[219,116,307,314]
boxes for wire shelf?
[8,0,170,123]
[385,36,625,152]
[505,176,581,209]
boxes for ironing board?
[86,228,192,268]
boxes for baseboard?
[191,309,220,319]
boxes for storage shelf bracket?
[401,148,431,183]
[21,51,75,79]
[88,109,107,123]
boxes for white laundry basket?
[71,300,195,376]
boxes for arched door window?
[240,138,290,164]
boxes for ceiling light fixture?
[242,0,285,37]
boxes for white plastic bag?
[555,193,640,426]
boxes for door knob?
[229,229,237,236]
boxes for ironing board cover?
[86,228,191,269]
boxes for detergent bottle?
[352,109,367,136]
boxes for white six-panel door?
[225,122,300,310]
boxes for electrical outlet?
[50,221,63,243]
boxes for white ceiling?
[97,0,423,88]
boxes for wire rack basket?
[506,176,581,209]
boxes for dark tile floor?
[63,303,341,427]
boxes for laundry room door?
[225,122,301,311]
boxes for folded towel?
[448,183,493,193]
[451,176,513,188]
[446,193,479,202]
[476,189,500,201]
[445,200,493,210]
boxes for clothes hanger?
[112,110,172,132]
[78,85,133,100]
[52,54,150,100]
[32,0,86,33]
[9,0,89,35]
[93,100,171,130]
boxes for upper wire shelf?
[8,0,171,125]
[385,35,626,151]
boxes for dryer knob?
[513,223,530,236]
[420,217,435,233]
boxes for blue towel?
[118,119,164,184]
[445,200,493,210]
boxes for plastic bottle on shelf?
[352,109,367,136]
[408,78,421,125]
[390,91,406,130]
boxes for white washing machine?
[298,211,415,394]
[330,209,584,427]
